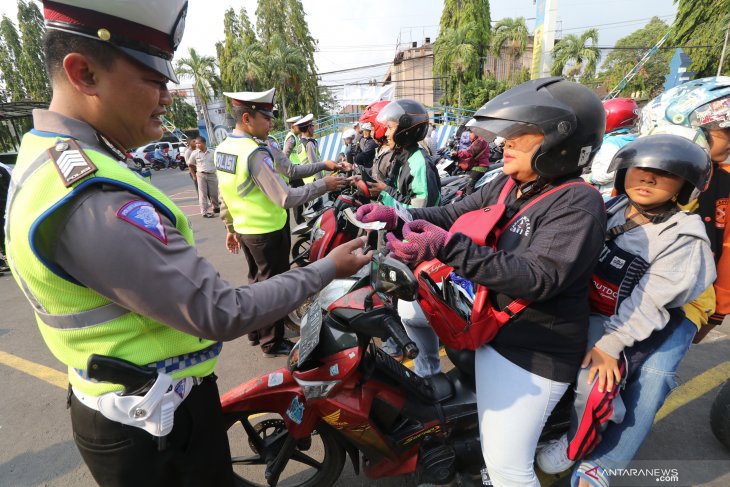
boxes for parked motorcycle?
[221,251,573,487]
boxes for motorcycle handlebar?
[383,315,419,359]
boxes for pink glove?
[386,220,451,263]
[355,203,398,230]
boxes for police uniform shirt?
[29,110,336,341]
[271,139,327,181]
[219,129,327,214]
[189,148,215,173]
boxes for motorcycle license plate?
[298,297,323,366]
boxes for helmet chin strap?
[606,198,678,240]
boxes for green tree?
[551,28,601,80]
[598,17,670,99]
[668,0,730,77]
[17,0,49,101]
[458,76,511,110]
[439,0,491,58]
[0,15,26,101]
[437,0,491,105]
[434,23,480,108]
[255,0,319,116]
[264,34,307,121]
[491,17,529,86]
[175,48,221,144]
[167,94,198,130]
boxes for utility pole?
[718,20,730,77]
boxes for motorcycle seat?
[425,372,455,403]
[445,347,475,377]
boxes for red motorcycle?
[220,252,573,487]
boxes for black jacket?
[410,172,607,381]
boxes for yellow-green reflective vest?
[5,132,219,396]
[215,134,287,234]
[284,131,301,165]
[298,137,319,184]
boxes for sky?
[1,0,679,92]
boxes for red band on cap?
[44,0,173,56]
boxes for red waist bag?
[415,178,588,350]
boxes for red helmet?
[603,98,639,133]
[360,100,390,140]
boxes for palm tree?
[550,28,601,80]
[175,48,221,144]
[231,41,266,91]
[264,34,307,121]
[491,17,529,86]
[434,23,480,108]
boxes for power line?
[317,54,434,76]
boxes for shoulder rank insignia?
[48,139,97,187]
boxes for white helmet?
[343,128,357,140]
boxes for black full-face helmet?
[467,77,606,178]
[376,99,430,148]
[609,134,712,205]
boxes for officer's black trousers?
[290,178,305,224]
[238,225,290,351]
[70,375,234,487]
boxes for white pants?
[476,345,569,487]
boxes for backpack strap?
[485,181,594,321]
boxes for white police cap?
[293,113,314,127]
[224,88,277,117]
[42,0,188,83]
[286,115,302,124]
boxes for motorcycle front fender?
[220,368,317,438]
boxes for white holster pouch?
[73,374,197,437]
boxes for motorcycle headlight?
[294,378,340,400]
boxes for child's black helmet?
[609,134,712,205]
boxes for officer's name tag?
[215,153,237,173]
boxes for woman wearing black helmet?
[358,77,607,485]
[364,99,441,208]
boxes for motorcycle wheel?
[291,237,311,266]
[225,412,346,487]
[710,380,730,450]
[287,295,316,328]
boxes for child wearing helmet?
[585,98,639,199]
[536,134,716,484]
[358,77,608,485]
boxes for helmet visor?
[466,117,542,141]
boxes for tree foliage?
[436,0,491,107]
[255,0,319,116]
[0,1,49,103]
[455,77,512,110]
[434,22,480,108]
[439,0,491,58]
[597,17,670,99]
[492,17,529,86]
[167,94,198,130]
[175,48,221,143]
[668,0,730,77]
[551,28,601,80]
[17,0,49,101]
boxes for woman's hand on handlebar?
[385,220,451,263]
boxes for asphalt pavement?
[0,169,728,487]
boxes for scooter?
[220,251,573,487]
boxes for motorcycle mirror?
[371,253,418,301]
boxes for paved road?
[0,169,728,487]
